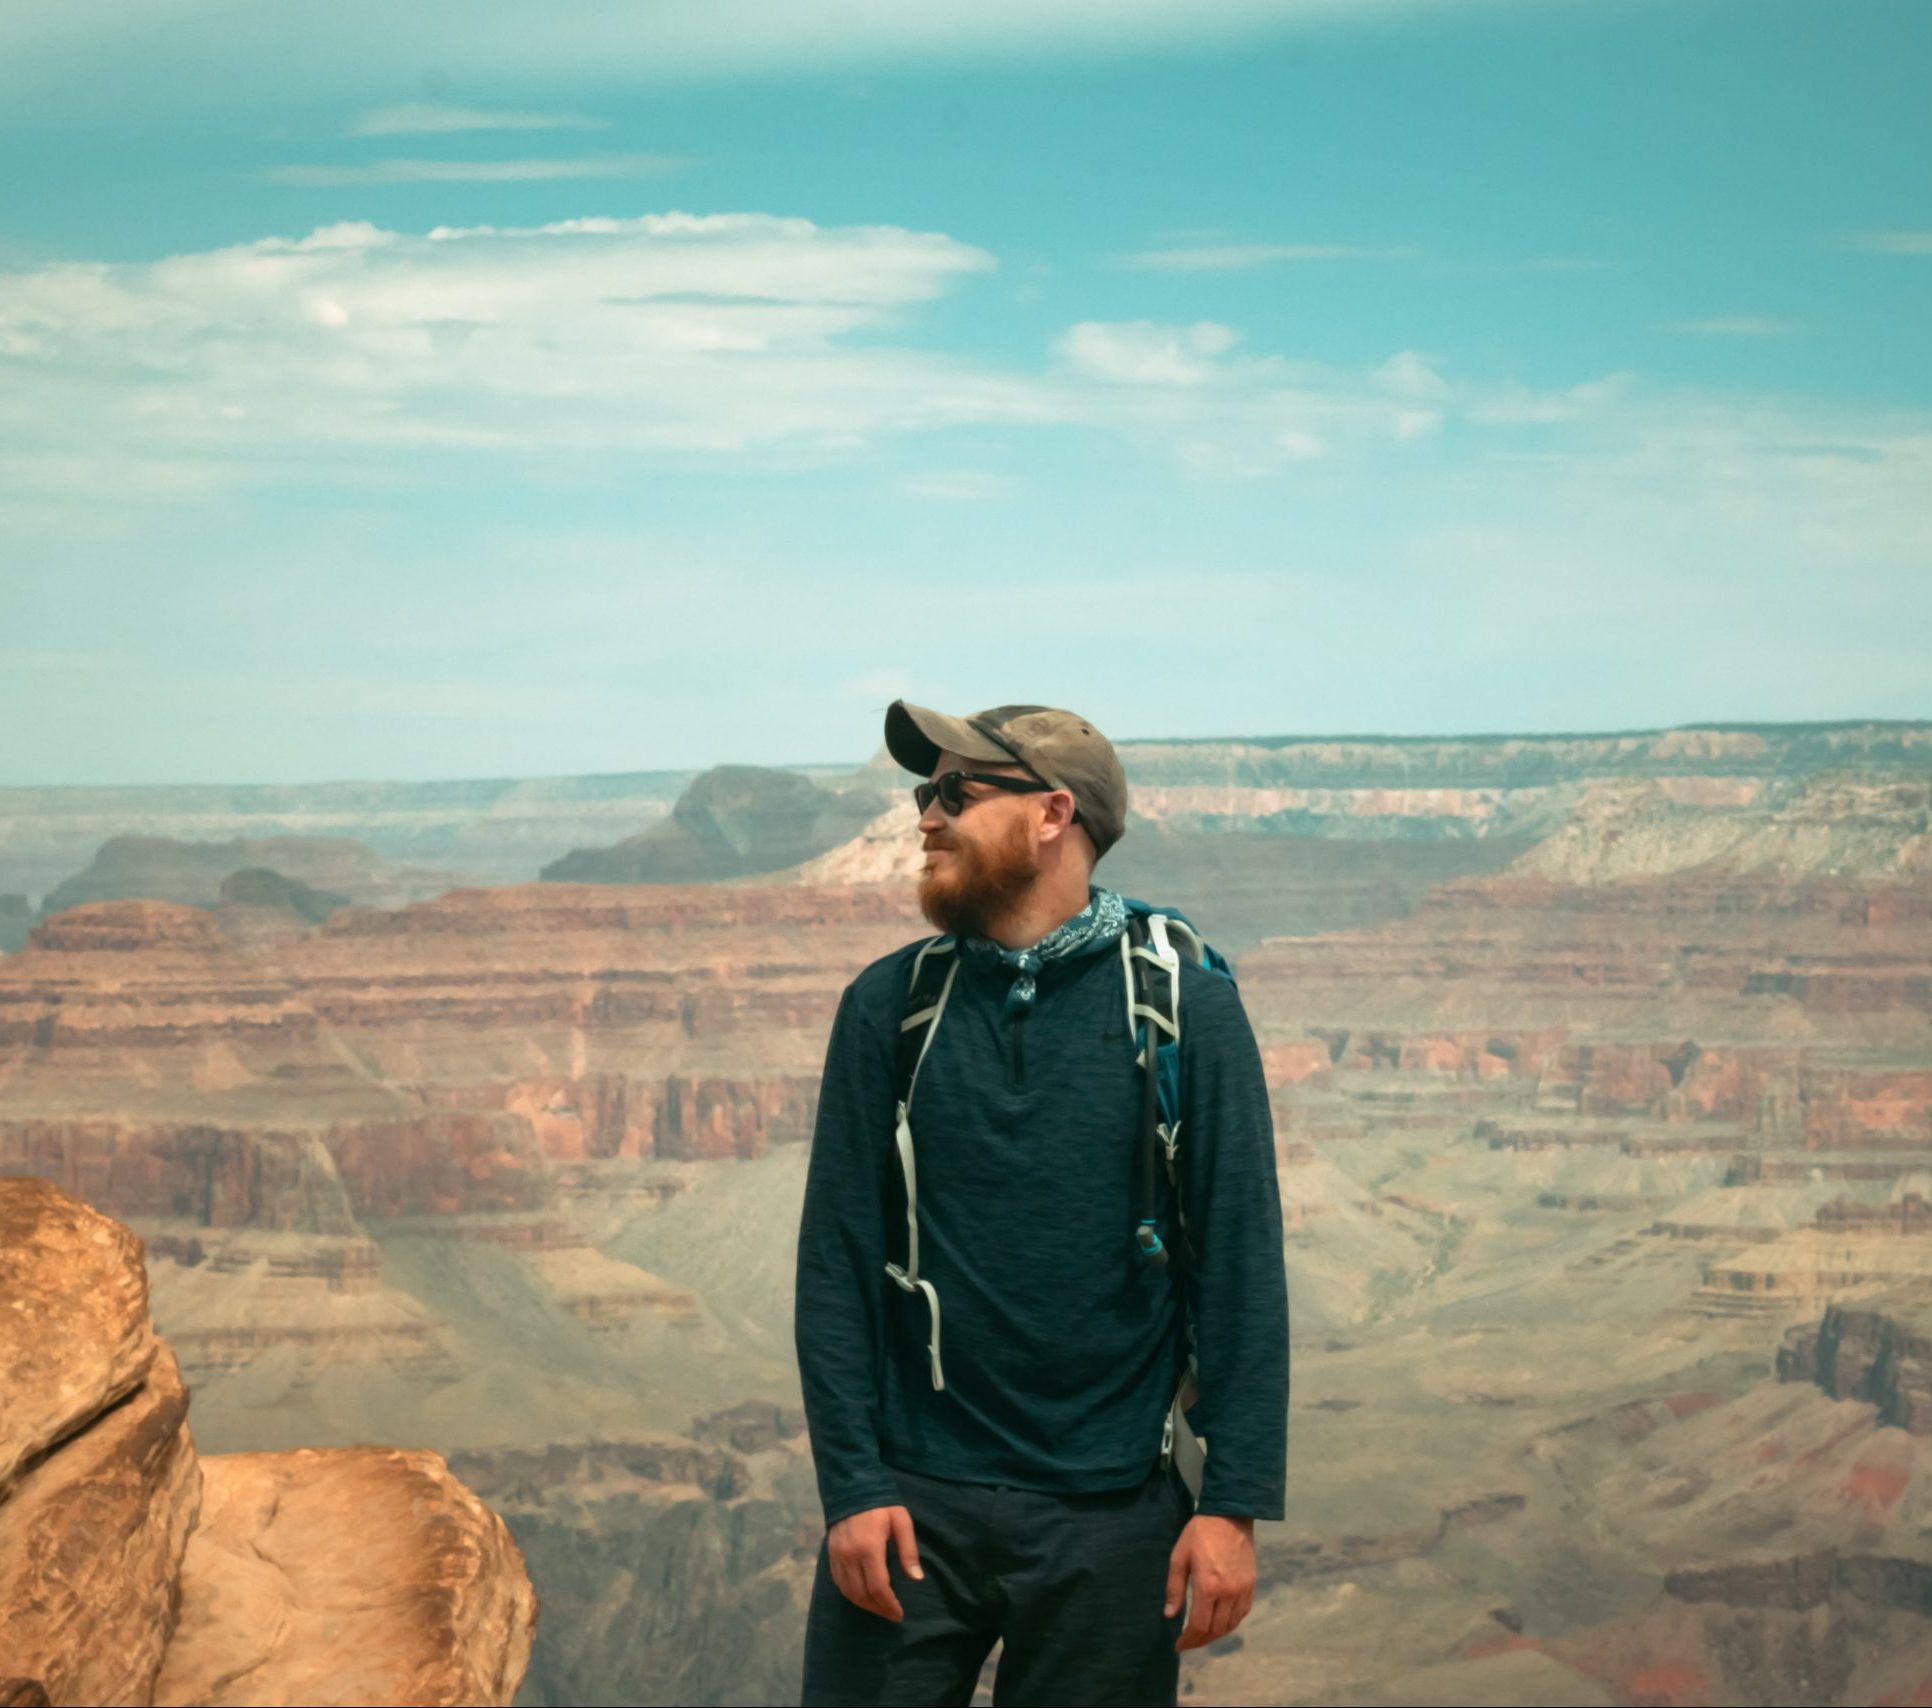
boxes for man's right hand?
[827,1503,923,1621]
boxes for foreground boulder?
[0,1177,536,1706]
[154,1449,535,1707]
[0,1345,198,1705]
[0,1176,158,1497]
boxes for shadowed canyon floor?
[4,721,1932,1704]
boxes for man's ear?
[1040,789,1080,841]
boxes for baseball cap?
[884,699,1129,859]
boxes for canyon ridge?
[4,718,1931,1705]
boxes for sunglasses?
[914,769,1065,818]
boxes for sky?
[2,0,1928,786]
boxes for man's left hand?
[1164,1513,1256,1651]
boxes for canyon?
[3,718,1931,1704]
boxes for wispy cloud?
[0,212,1025,493]
[895,468,1018,501]
[6,1,1477,97]
[1667,316,1798,337]
[1056,320,1241,385]
[349,103,608,137]
[1840,230,1932,255]
[1119,241,1421,271]
[265,154,684,186]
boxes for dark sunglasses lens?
[915,774,967,814]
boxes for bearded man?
[793,700,1288,1707]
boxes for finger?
[1163,1539,1190,1619]
[1206,1590,1238,1642]
[862,1546,904,1622]
[1177,1591,1218,1652]
[1231,1587,1254,1632]
[1184,1591,1234,1651]
[889,1508,925,1582]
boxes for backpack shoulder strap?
[885,934,958,1392]
[893,935,958,1115]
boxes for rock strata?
[1778,1299,1932,1433]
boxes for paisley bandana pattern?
[963,885,1131,1016]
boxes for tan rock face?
[0,1344,200,1707]
[0,1178,536,1707]
[153,1447,536,1708]
[0,1174,157,1495]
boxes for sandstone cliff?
[0,1176,536,1707]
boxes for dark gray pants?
[801,1458,1193,1707]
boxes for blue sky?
[2,0,1928,785]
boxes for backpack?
[884,896,1236,1498]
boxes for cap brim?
[884,700,1015,776]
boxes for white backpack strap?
[885,948,957,1390]
[1126,917,1180,1047]
[1127,916,1184,1164]
[1160,1357,1206,1499]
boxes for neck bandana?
[962,885,1131,1017]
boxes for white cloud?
[895,469,1018,500]
[1371,350,1450,399]
[1120,242,1422,271]
[349,104,607,137]
[1056,320,1240,386]
[0,212,1040,494]
[265,154,684,185]
[1667,316,1797,337]
[1466,373,1636,425]
[6,209,1930,593]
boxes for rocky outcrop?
[1778,1301,1932,1433]
[1665,1551,1932,1614]
[0,1180,197,1705]
[152,1449,536,1708]
[0,1176,159,1494]
[0,1122,359,1234]
[543,765,889,885]
[0,1177,535,1707]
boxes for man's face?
[915,749,1046,938]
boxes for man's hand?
[1164,1513,1256,1651]
[827,1503,924,1621]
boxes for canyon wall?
[4,718,1932,1704]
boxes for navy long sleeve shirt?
[793,931,1289,1528]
